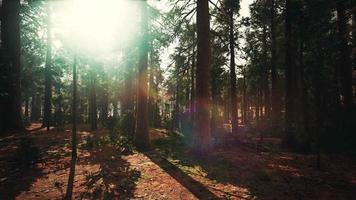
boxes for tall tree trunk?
[101,83,109,126]
[64,56,78,200]
[148,44,155,127]
[336,1,354,110]
[229,8,239,134]
[0,0,24,132]
[89,71,97,131]
[31,93,41,121]
[353,5,356,101]
[122,68,134,114]
[242,71,247,124]
[262,23,270,123]
[24,98,29,125]
[284,0,297,146]
[43,3,52,131]
[270,0,279,132]
[134,0,150,150]
[55,82,64,126]
[190,47,196,123]
[194,0,212,153]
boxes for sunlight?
[54,0,140,55]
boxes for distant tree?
[336,0,353,110]
[224,0,240,135]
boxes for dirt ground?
[0,123,355,200]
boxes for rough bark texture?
[229,8,238,134]
[193,0,212,153]
[134,0,150,151]
[0,0,24,132]
[336,1,353,110]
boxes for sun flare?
[53,0,140,55]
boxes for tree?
[0,0,24,132]
[193,0,212,153]
[134,0,150,150]
[43,3,53,131]
[336,0,353,110]
[270,0,279,132]
[64,56,78,200]
[225,0,240,135]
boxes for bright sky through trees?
[53,0,140,57]
[50,0,252,65]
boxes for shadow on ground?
[78,136,141,199]
[151,131,356,199]
[0,135,43,199]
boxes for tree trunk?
[134,0,150,150]
[43,3,52,131]
[31,93,41,121]
[229,8,239,134]
[89,71,97,131]
[194,0,212,153]
[353,6,356,100]
[270,0,279,132]
[284,0,297,146]
[55,82,64,126]
[24,98,29,125]
[190,47,196,123]
[122,69,134,114]
[100,83,109,126]
[64,56,78,200]
[0,0,24,132]
[262,23,270,123]
[336,1,353,109]
[242,72,247,124]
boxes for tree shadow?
[0,136,44,199]
[143,151,220,200]
[152,132,356,199]
[79,145,141,199]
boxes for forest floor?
[0,123,356,200]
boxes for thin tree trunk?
[353,6,356,100]
[336,1,353,109]
[194,0,212,153]
[25,98,29,125]
[229,8,238,134]
[55,82,63,126]
[43,3,52,131]
[0,0,24,132]
[134,0,150,150]
[242,72,247,124]
[64,56,78,200]
[89,71,97,131]
[101,83,109,126]
[270,0,279,132]
[190,47,196,123]
[262,23,270,123]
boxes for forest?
[0,0,356,199]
